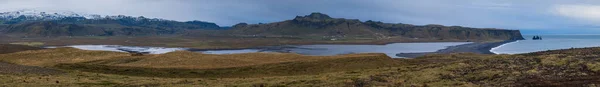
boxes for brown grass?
[85,51,390,69]
[0,47,129,67]
[0,44,43,54]
[56,53,398,78]
[7,45,600,86]
[0,47,400,86]
[0,47,394,69]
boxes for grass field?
[0,46,400,86]
[3,45,600,86]
[0,44,44,54]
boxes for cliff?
[229,12,524,41]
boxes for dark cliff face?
[230,12,524,41]
[364,22,525,40]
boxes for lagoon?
[199,42,471,58]
[60,42,471,58]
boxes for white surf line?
[490,40,520,54]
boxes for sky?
[1,0,600,34]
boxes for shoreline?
[186,42,470,51]
[37,40,519,58]
[1,36,484,50]
[489,40,520,54]
[396,40,519,58]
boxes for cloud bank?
[555,5,600,22]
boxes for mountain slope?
[0,9,101,24]
[1,20,220,37]
[0,10,524,41]
[0,10,222,36]
[229,12,524,41]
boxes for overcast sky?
[2,0,600,34]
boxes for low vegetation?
[3,45,600,86]
[0,44,43,54]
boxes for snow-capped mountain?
[0,9,223,37]
[0,9,102,20]
[0,9,176,24]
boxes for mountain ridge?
[228,12,524,41]
[0,10,224,36]
[0,11,524,42]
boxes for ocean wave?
[490,40,520,54]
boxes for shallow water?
[56,45,187,54]
[56,42,471,58]
[199,42,471,58]
[491,35,600,54]
[202,49,262,54]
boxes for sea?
[491,35,600,54]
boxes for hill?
[228,12,524,41]
[0,47,398,78]
[4,45,600,86]
[0,44,43,54]
[0,44,62,75]
[0,11,523,42]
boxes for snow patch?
[0,9,103,20]
[0,9,169,21]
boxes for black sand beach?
[396,40,518,58]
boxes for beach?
[396,40,518,58]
